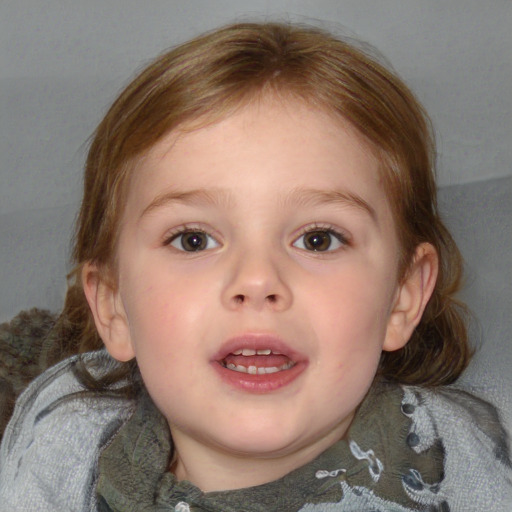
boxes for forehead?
[127,97,384,205]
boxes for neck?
[170,423,348,492]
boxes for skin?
[84,96,437,492]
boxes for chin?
[218,420,327,459]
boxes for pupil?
[183,232,206,251]
[305,231,331,251]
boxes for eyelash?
[292,224,350,253]
[163,226,220,252]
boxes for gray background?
[1,1,511,424]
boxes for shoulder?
[400,384,512,510]
[0,351,136,512]
[300,383,512,511]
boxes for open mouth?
[220,348,296,375]
[212,335,306,392]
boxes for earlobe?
[383,243,439,352]
[82,262,135,362]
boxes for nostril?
[230,293,280,307]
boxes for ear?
[82,262,135,362]
[383,243,438,352]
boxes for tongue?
[223,353,292,368]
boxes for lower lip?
[212,361,307,393]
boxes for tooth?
[242,349,256,356]
[262,366,280,374]
[225,361,295,375]
[233,349,243,355]
[256,349,271,355]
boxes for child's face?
[95,96,418,487]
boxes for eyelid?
[162,224,222,251]
[291,223,351,252]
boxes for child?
[1,22,511,511]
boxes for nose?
[221,248,293,312]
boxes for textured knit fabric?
[0,308,58,438]
[1,351,512,511]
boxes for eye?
[293,229,347,252]
[168,230,219,252]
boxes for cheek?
[307,269,395,332]
[121,253,215,325]
[124,285,210,349]
[119,266,222,394]
[123,278,210,403]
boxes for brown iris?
[303,231,333,251]
[180,231,208,251]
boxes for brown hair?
[52,22,471,390]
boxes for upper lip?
[212,333,306,363]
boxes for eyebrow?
[140,188,234,218]
[283,187,377,222]
[140,185,376,222]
